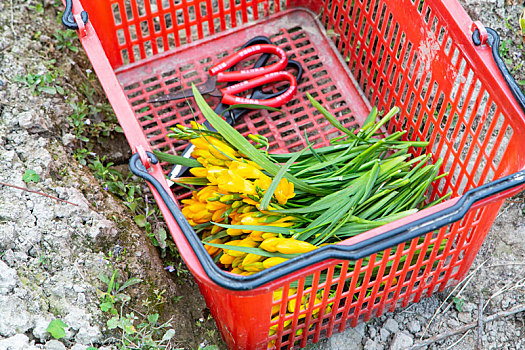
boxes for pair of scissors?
[149,36,303,179]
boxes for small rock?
[326,327,364,350]
[61,133,76,147]
[0,334,30,350]
[384,318,399,333]
[0,260,18,294]
[462,302,476,313]
[369,327,377,339]
[364,339,383,350]
[75,326,102,345]
[64,308,90,330]
[390,332,414,350]
[71,345,88,350]
[407,320,421,334]
[32,316,51,342]
[0,296,32,336]
[458,312,472,323]
[447,318,460,329]
[18,111,50,134]
[45,340,66,350]
[379,327,390,341]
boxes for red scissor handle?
[209,44,288,82]
[219,71,297,108]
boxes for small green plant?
[29,2,45,14]
[14,63,64,96]
[47,319,68,339]
[54,29,80,52]
[98,253,177,349]
[452,296,464,312]
[23,169,40,183]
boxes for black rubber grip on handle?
[130,151,525,291]
[472,27,525,115]
[62,0,89,30]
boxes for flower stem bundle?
[163,86,450,278]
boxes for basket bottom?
[116,8,371,198]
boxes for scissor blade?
[149,76,218,103]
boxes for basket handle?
[472,26,525,114]
[62,0,89,30]
[130,152,525,291]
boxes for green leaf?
[172,177,209,185]
[86,347,98,350]
[259,148,307,210]
[38,86,57,94]
[22,169,40,183]
[202,242,300,259]
[192,84,324,195]
[118,277,142,292]
[211,222,293,235]
[306,92,355,136]
[115,293,131,303]
[153,150,201,168]
[161,329,176,342]
[134,214,147,228]
[98,274,110,285]
[453,296,464,312]
[148,313,159,325]
[107,316,119,330]
[99,301,113,312]
[46,319,68,339]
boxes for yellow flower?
[254,174,296,205]
[275,238,317,254]
[274,178,295,205]
[263,257,289,269]
[229,161,263,179]
[207,138,238,160]
[189,167,207,178]
[217,170,256,195]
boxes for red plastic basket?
[64,0,525,348]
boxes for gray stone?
[45,340,66,350]
[0,260,18,294]
[325,327,364,350]
[0,223,17,250]
[18,110,50,133]
[64,308,90,331]
[390,332,414,350]
[407,320,421,334]
[0,334,30,350]
[379,327,390,342]
[70,345,88,350]
[75,326,102,345]
[32,316,52,342]
[458,312,472,323]
[384,318,399,333]
[447,318,461,329]
[61,133,76,147]
[0,296,32,337]
[364,339,383,350]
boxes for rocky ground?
[0,0,524,350]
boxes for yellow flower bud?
[259,237,285,252]
[189,167,208,178]
[229,161,262,179]
[242,253,263,266]
[230,267,243,275]
[204,238,223,256]
[262,257,289,269]
[243,262,264,272]
[219,253,235,265]
[275,239,317,254]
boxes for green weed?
[98,252,177,349]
